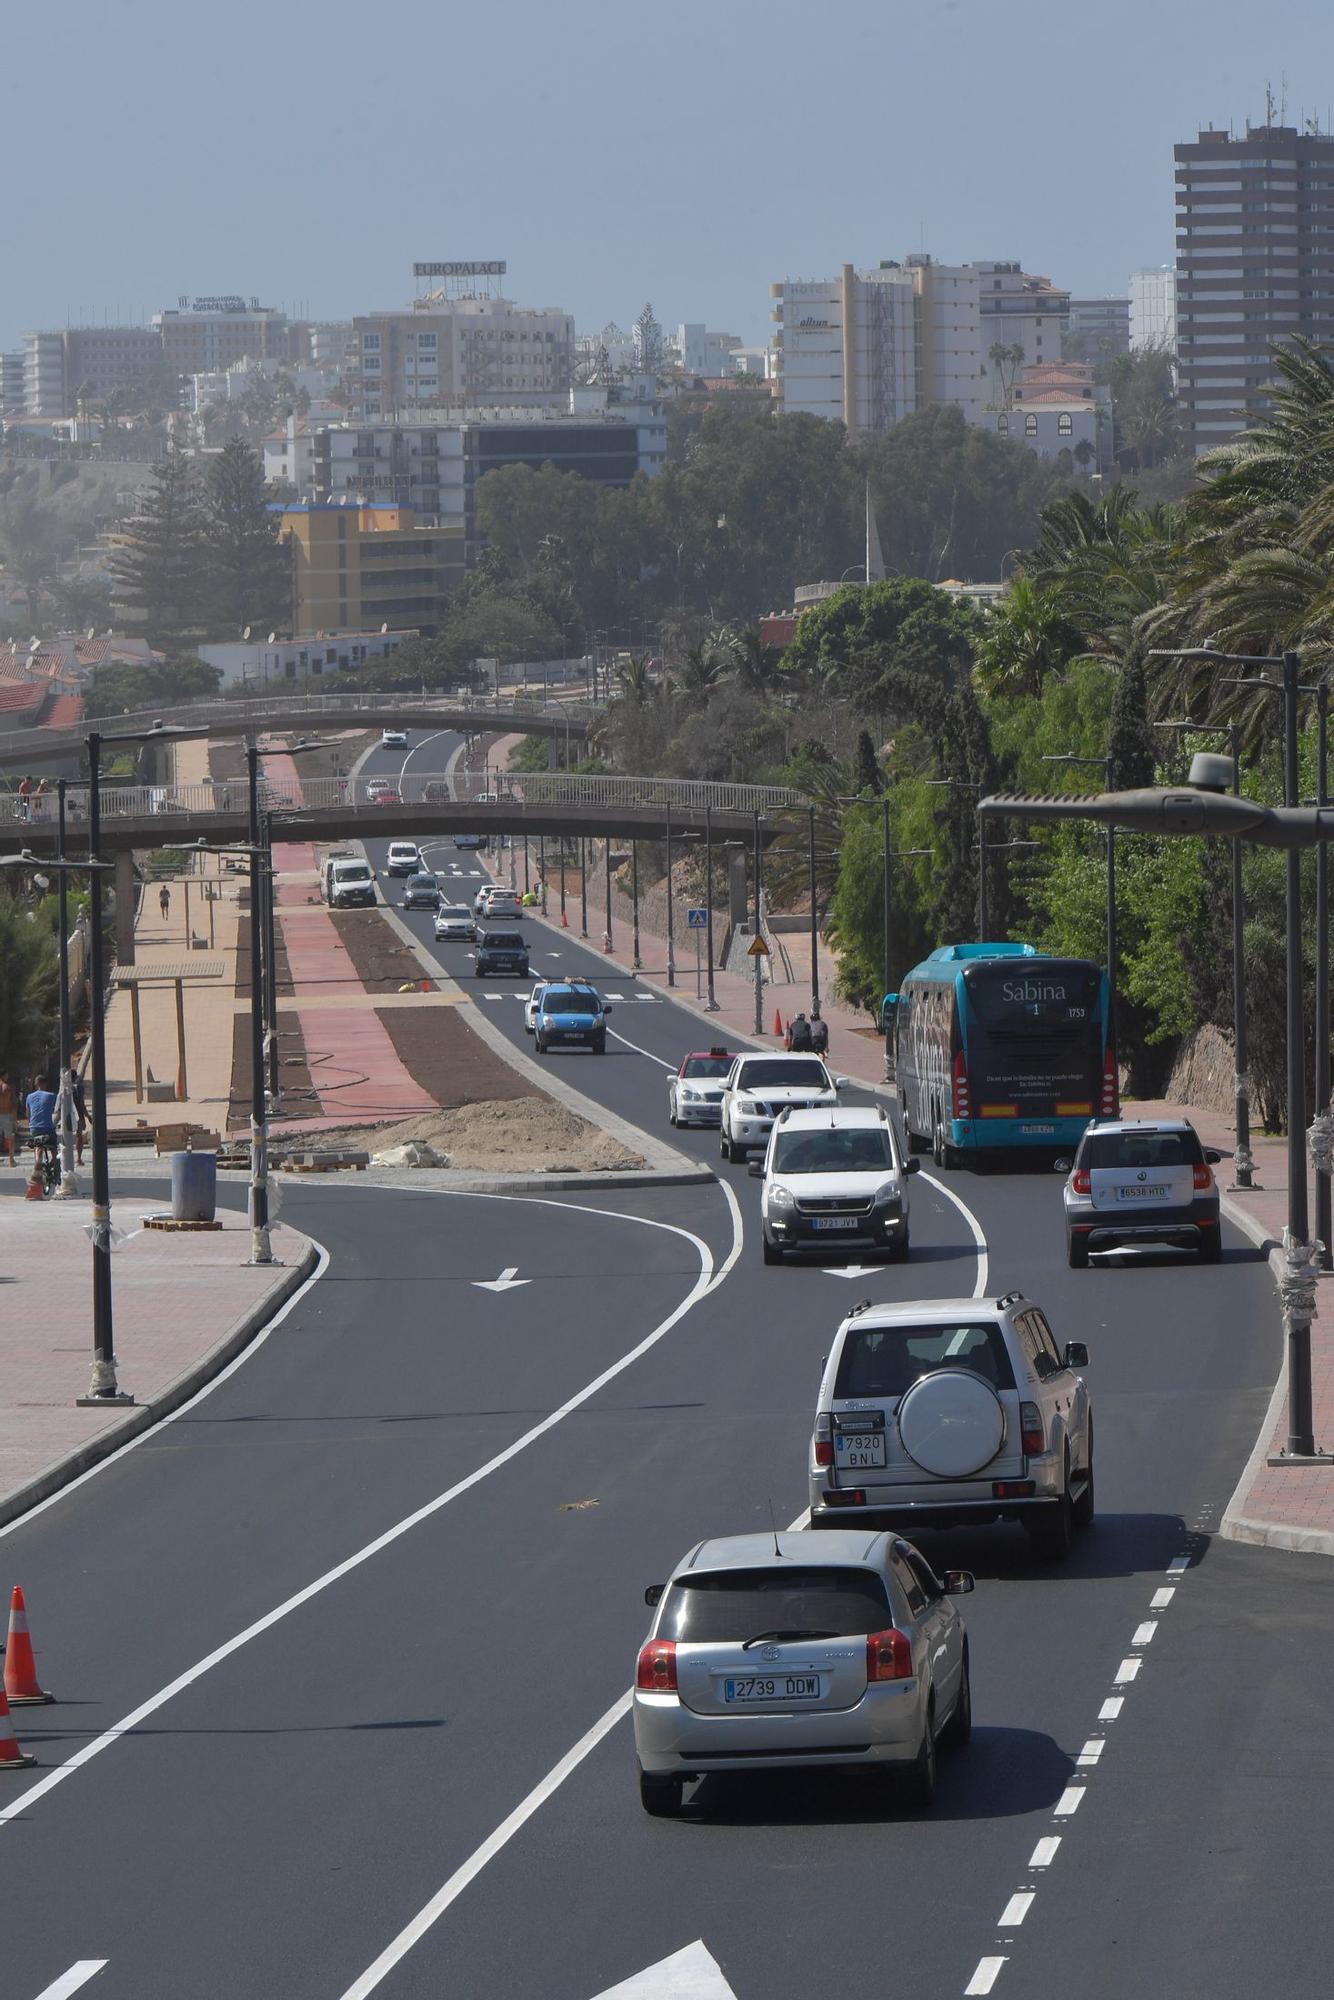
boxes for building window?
[1057,413,1073,436]
[997,414,1009,436]
[362,333,381,349]
[1025,413,1038,436]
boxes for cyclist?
[25,1076,58,1191]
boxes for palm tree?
[673,639,727,703]
[727,622,783,695]
[613,653,654,706]
[988,342,1026,410]
[973,574,1083,700]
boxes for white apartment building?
[189,357,341,415]
[673,324,744,377]
[0,352,25,413]
[906,255,984,422]
[347,297,575,419]
[976,262,1071,403]
[771,264,918,431]
[1129,266,1178,351]
[198,631,413,690]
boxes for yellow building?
[279,503,464,636]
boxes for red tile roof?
[0,682,46,715]
[41,693,85,729]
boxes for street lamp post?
[752,809,764,1035]
[1316,684,1332,1267]
[808,805,820,1020]
[982,754,1333,1465]
[1042,753,1116,1038]
[54,777,77,1195]
[0,848,116,1401]
[1156,719,1252,1189]
[631,839,642,970]
[703,806,718,1012]
[603,836,614,953]
[927,776,986,935]
[665,799,677,989]
[538,833,547,915]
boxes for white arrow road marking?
[33,1967,108,2000]
[589,1941,737,1998]
[820,1264,885,1279]
[472,1267,530,1292]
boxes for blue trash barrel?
[170,1149,216,1223]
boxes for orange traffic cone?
[4,1587,51,1706]
[0,1687,35,1769]
[773,1009,784,1038]
[561,908,568,928]
[24,1155,44,1200]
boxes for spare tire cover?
[897,1369,1005,1478]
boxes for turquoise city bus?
[893,942,1116,1166]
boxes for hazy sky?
[6,0,1334,351]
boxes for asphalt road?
[3,730,1330,2000]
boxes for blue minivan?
[533,981,612,1054]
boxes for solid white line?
[1077,1739,1104,1766]
[340,1691,633,2000]
[1054,1786,1085,1817]
[0,1202,714,1834]
[998,1892,1034,1928]
[918,1169,990,1298]
[32,1966,108,2000]
[964,1960,1007,1996]
[340,1507,810,1996]
[1150,1587,1175,1610]
[0,1241,332,1546]
[1099,1696,1124,1722]
[1132,1621,1157,1647]
[1114,1657,1142,1685]
[1028,1836,1061,1868]
[398,728,456,784]
[709,1177,745,1293]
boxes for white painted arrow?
[472,1267,530,1292]
[821,1265,884,1279]
[589,1942,736,1999]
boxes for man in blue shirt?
[25,1079,57,1146]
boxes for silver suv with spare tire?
[808,1292,1092,1560]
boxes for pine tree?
[1107,643,1157,790]
[109,445,208,650]
[854,728,883,795]
[202,436,291,639]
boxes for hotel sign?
[414,262,506,278]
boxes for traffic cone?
[3,1588,51,1705]
[0,1687,35,1769]
[773,1008,784,1038]
[24,1155,44,1200]
[561,908,568,928]
[602,931,613,954]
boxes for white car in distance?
[385,841,423,877]
[381,728,408,748]
[751,1105,919,1264]
[434,903,476,941]
[718,1053,849,1163]
[524,978,549,1033]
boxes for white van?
[325,855,376,908]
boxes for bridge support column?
[114,849,136,967]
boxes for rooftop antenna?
[767,1499,783,1560]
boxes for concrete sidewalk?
[0,1196,315,1530]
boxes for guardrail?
[0,768,806,829]
[0,689,599,765]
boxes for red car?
[668,1048,734,1128]
[370,786,402,806]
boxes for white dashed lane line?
[961,1547,1200,1995]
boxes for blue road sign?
[686,907,708,929]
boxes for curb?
[0,1232,319,1535]
[1216,1189,1334,1556]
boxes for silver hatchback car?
[633,1530,973,1816]
[1063,1117,1223,1266]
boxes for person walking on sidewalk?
[159,884,171,923]
[809,1010,829,1056]
[0,1072,17,1166]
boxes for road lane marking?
[588,1941,736,1998]
[964,1961,1007,1996]
[1098,1696,1124,1721]
[1028,1837,1061,1868]
[0,1241,331,1545]
[1113,1657,1141,1685]
[0,1201,716,1833]
[918,1170,989,1298]
[1131,1621,1157,1647]
[339,1507,809,1997]
[997,1893,1034,1928]
[33,1966,108,1999]
[608,1025,675,1070]
[1150,1587,1175,1610]
[1166,1555,1190,1574]
[1077,1740,1104,1766]
[1053,1786,1085,1816]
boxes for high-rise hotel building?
[1175,123,1334,453]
